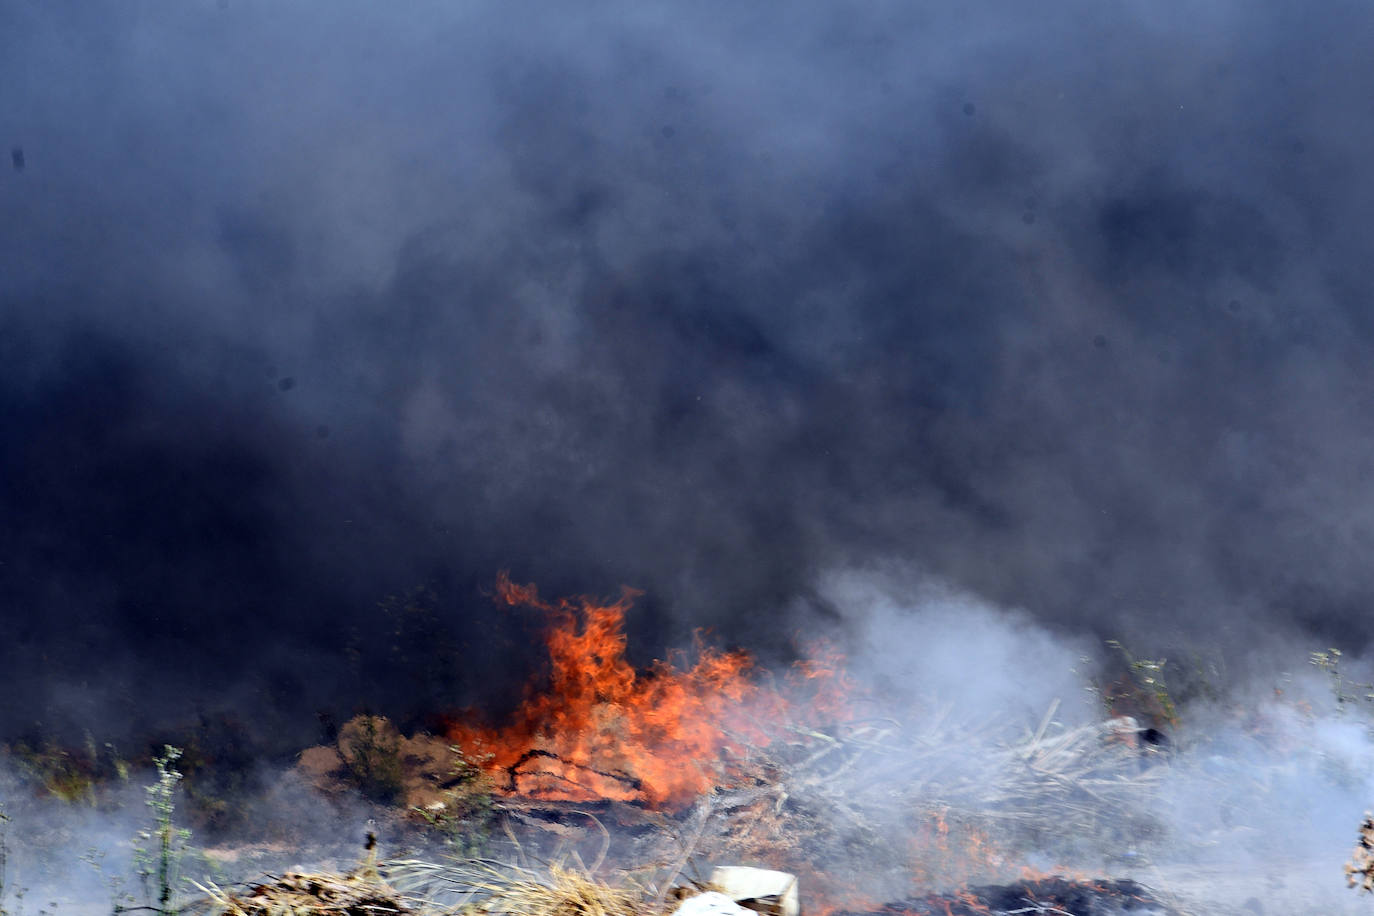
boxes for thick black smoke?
[3,0,1374,748]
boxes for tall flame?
[445,573,849,808]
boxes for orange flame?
[445,573,851,808]
[907,809,1012,890]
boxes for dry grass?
[470,865,641,916]
[190,851,647,916]
[385,859,646,916]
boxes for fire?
[445,574,851,808]
[804,874,882,916]
[908,809,1009,890]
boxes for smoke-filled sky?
[5,0,1374,748]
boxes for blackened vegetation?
[846,877,1178,916]
[1,712,267,836]
[504,747,642,796]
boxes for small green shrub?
[6,736,128,805]
[1098,640,1179,728]
[131,747,192,916]
[338,717,405,805]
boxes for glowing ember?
[444,574,851,808]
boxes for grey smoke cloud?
[3,0,1374,747]
[817,567,1096,725]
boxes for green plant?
[338,717,405,805]
[10,741,94,805]
[131,747,192,916]
[6,735,130,806]
[1103,640,1178,728]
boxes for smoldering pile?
[841,877,1179,916]
[629,711,1173,884]
[291,705,1178,908]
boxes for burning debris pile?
[299,573,854,817]
[279,577,1374,915]
[440,574,854,808]
[289,577,1192,914]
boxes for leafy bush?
[338,716,406,805]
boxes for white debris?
[709,867,800,916]
[672,892,753,916]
